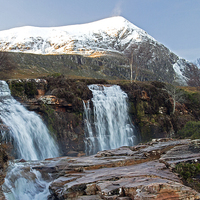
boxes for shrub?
[175,162,200,192]
[177,121,200,139]
[24,82,38,98]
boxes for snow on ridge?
[173,59,188,86]
[0,16,157,55]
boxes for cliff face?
[5,77,200,156]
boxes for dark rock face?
[0,143,8,200]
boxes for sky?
[0,0,199,62]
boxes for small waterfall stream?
[0,80,59,199]
[84,84,137,155]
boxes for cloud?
[112,1,122,16]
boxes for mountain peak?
[0,17,195,86]
[0,16,155,56]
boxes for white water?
[3,162,52,200]
[84,84,137,155]
[0,80,59,200]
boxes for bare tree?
[130,53,133,83]
[163,84,185,114]
[0,52,16,79]
[124,46,140,83]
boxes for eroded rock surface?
[16,139,199,200]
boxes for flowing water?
[84,84,137,155]
[0,80,59,199]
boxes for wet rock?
[36,139,200,199]
[67,151,80,157]
[19,159,26,162]
[85,183,97,195]
[160,139,200,168]
[48,160,200,199]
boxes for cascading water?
[0,80,59,199]
[0,81,58,160]
[84,84,137,155]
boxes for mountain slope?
[0,16,197,85]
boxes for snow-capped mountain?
[0,16,155,56]
[0,16,197,85]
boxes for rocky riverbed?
[9,138,199,200]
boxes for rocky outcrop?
[15,138,200,199]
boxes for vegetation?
[175,162,200,192]
[8,80,38,98]
[177,121,200,139]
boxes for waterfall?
[0,80,59,199]
[0,80,58,160]
[84,84,137,155]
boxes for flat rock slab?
[20,139,200,199]
[49,161,199,199]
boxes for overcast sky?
[0,0,199,61]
